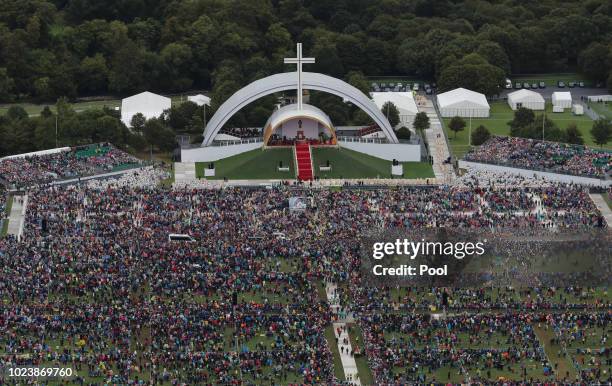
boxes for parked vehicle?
[515,82,522,89]
[539,82,546,88]
[568,82,575,88]
[425,88,433,95]
[505,78,512,89]
[578,81,585,88]
[531,83,538,89]
[523,82,530,89]
[558,81,565,88]
[413,83,419,91]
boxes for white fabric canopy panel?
[187,94,211,106]
[370,92,418,126]
[121,91,171,127]
[507,89,545,110]
[552,92,572,108]
[437,88,490,117]
[263,103,334,144]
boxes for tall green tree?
[509,108,535,131]
[471,125,491,146]
[591,119,611,147]
[438,53,505,96]
[381,101,400,128]
[565,123,584,145]
[448,116,466,138]
[413,112,430,133]
[345,71,370,95]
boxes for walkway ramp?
[7,195,27,241]
[174,162,197,186]
[417,95,454,182]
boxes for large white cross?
[284,43,315,110]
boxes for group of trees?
[508,107,610,146]
[447,107,612,149]
[0,0,610,107]
[0,99,207,157]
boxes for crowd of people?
[0,169,609,384]
[464,136,611,179]
[0,143,142,188]
[219,127,261,139]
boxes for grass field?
[0,94,191,117]
[587,101,612,120]
[534,325,578,381]
[443,101,609,157]
[196,148,295,180]
[509,73,593,87]
[195,147,434,180]
[325,326,346,381]
[349,324,374,385]
[312,147,434,179]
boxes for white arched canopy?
[202,72,398,146]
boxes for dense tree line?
[0,0,610,107]
[0,99,206,157]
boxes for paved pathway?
[590,193,612,227]
[173,162,197,186]
[416,95,454,183]
[326,282,360,384]
[7,195,27,241]
[333,322,361,385]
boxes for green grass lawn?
[534,325,577,381]
[196,148,295,180]
[509,73,592,87]
[0,94,191,117]
[587,101,612,120]
[0,100,121,117]
[312,147,434,179]
[349,324,374,386]
[443,101,609,158]
[325,326,346,381]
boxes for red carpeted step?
[295,143,313,181]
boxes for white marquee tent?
[552,92,572,109]
[437,88,490,117]
[371,92,418,127]
[121,91,171,127]
[187,94,211,106]
[507,89,545,110]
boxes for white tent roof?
[552,91,572,102]
[370,92,418,115]
[121,91,171,126]
[264,103,332,132]
[437,88,489,108]
[187,94,211,106]
[507,89,545,103]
